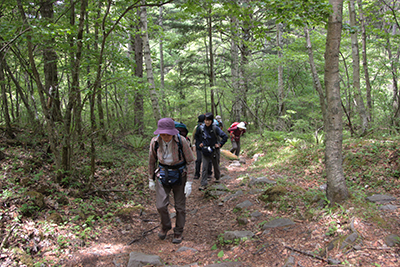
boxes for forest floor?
[56,153,400,267]
[1,133,400,266]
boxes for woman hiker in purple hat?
[148,118,195,244]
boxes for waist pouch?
[202,146,214,156]
[159,163,186,186]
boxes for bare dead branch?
[127,225,159,245]
[0,224,18,251]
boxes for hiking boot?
[207,175,212,181]
[214,179,221,183]
[172,234,183,244]
[198,186,206,191]
[158,229,169,240]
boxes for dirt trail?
[64,154,400,267]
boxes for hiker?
[227,122,247,157]
[148,118,195,244]
[215,115,224,130]
[174,120,190,144]
[195,112,228,190]
[191,114,212,180]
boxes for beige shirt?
[148,135,195,182]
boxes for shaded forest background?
[1,0,400,214]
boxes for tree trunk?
[140,2,161,122]
[231,16,240,123]
[17,0,62,173]
[41,0,62,123]
[4,60,35,123]
[382,15,400,128]
[159,6,167,117]
[276,23,285,131]
[237,0,252,122]
[349,0,368,136]
[131,8,144,134]
[63,0,87,172]
[305,27,326,124]
[208,8,215,115]
[0,51,14,138]
[357,0,372,121]
[324,0,349,205]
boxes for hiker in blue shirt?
[195,112,228,190]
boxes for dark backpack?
[174,121,190,143]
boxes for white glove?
[184,182,192,197]
[149,180,156,191]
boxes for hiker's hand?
[199,143,203,148]
[215,143,220,148]
[149,180,156,191]
[184,182,192,197]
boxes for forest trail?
[64,152,280,266]
[63,151,400,267]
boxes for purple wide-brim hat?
[154,118,179,135]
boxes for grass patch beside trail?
[241,131,400,224]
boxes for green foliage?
[125,135,148,149]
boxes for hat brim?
[154,128,179,135]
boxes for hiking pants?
[155,174,187,235]
[230,139,241,156]
[201,149,220,187]
[195,149,212,178]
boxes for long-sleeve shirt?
[195,124,228,148]
[148,135,195,182]
[227,126,246,142]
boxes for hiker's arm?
[195,127,204,148]
[148,138,157,180]
[181,137,195,181]
[217,127,228,147]
[191,126,197,146]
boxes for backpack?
[213,119,219,127]
[230,122,239,128]
[174,121,188,137]
[174,121,190,143]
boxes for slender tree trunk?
[231,16,240,123]
[324,0,349,205]
[140,2,161,122]
[382,13,400,128]
[159,6,167,117]
[4,60,35,122]
[339,51,356,136]
[131,8,144,134]
[357,0,372,121]
[0,52,14,138]
[305,27,326,124]
[237,0,252,122]
[63,0,87,172]
[276,23,285,131]
[41,0,62,123]
[97,88,106,142]
[349,0,368,136]
[208,8,215,115]
[17,0,62,173]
